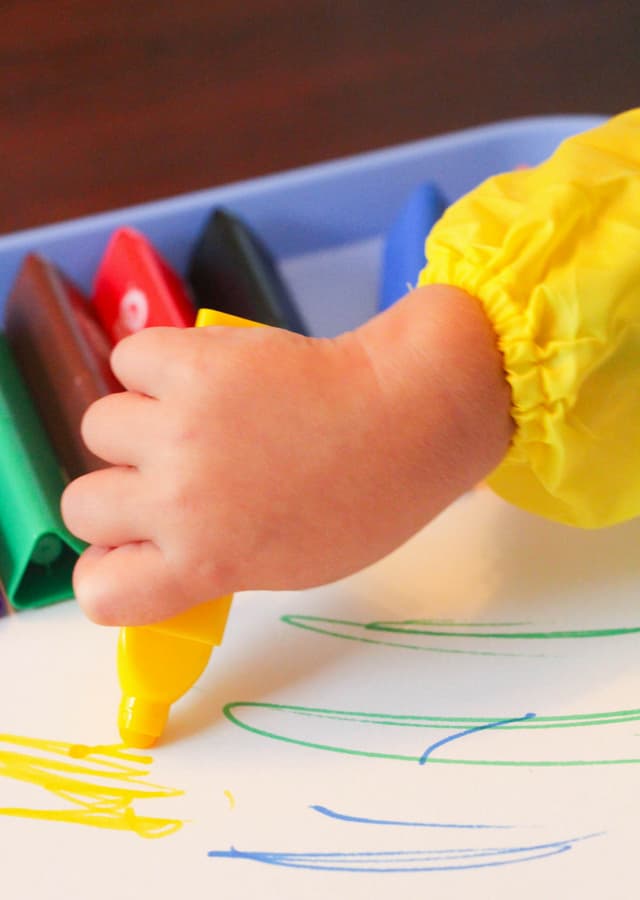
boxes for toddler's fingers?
[61,467,152,547]
[110,327,197,397]
[72,542,194,626]
[81,391,160,467]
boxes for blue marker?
[380,182,447,311]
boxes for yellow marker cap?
[117,595,233,748]
[195,308,263,328]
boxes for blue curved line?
[310,805,514,830]
[207,833,603,872]
[419,712,537,765]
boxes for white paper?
[2,487,639,899]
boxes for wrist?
[352,285,514,511]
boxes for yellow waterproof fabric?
[419,109,640,527]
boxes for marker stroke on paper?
[224,702,640,766]
[208,832,603,873]
[281,614,640,657]
[310,805,514,830]
[0,733,184,838]
[418,712,536,765]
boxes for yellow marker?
[117,308,263,748]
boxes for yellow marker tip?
[118,727,159,750]
[118,696,169,749]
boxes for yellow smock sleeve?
[418,109,640,528]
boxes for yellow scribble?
[0,733,184,838]
[224,789,235,809]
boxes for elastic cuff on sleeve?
[418,109,640,527]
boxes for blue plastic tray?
[0,115,603,335]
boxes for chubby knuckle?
[156,469,196,519]
[159,402,202,452]
[172,548,238,599]
[164,352,193,389]
[164,334,213,389]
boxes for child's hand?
[61,286,512,626]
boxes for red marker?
[92,228,196,342]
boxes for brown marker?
[5,253,121,481]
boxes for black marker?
[188,208,308,334]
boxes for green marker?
[0,335,85,609]
[31,533,64,566]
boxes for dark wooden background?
[2,0,639,235]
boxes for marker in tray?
[4,253,122,482]
[0,335,84,610]
[379,182,447,311]
[93,227,196,342]
[188,207,308,334]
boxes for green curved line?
[223,702,640,767]
[282,614,640,645]
[381,619,531,627]
[227,701,640,728]
[280,616,525,656]
[367,619,640,640]
[286,709,640,731]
